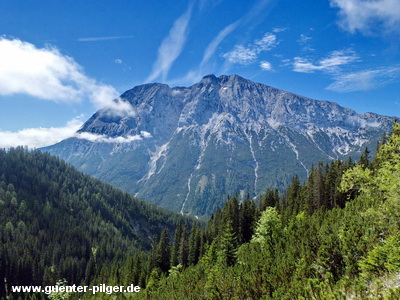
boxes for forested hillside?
[72,140,355,299]
[0,148,192,298]
[103,123,400,299]
[3,123,400,299]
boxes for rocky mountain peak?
[43,75,394,216]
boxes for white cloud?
[75,131,152,143]
[173,0,275,85]
[223,45,258,65]
[297,34,314,52]
[326,67,400,92]
[78,35,133,42]
[76,132,141,143]
[255,33,277,51]
[0,37,132,115]
[272,27,288,33]
[330,0,400,35]
[201,21,240,66]
[241,0,274,24]
[146,5,192,82]
[298,34,312,45]
[293,49,359,73]
[170,21,241,85]
[260,61,273,71]
[202,0,275,67]
[223,32,278,65]
[0,117,84,149]
[0,115,153,149]
[114,59,123,64]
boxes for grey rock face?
[42,74,394,216]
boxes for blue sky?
[0,0,399,148]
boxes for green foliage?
[130,122,400,299]
[0,147,192,298]
[217,221,237,267]
[360,233,400,278]
[4,122,400,299]
[47,280,71,300]
[251,207,281,245]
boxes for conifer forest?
[1,123,400,298]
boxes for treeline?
[0,147,192,299]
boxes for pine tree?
[222,195,240,240]
[359,147,370,169]
[306,164,315,214]
[239,197,256,244]
[178,226,189,267]
[286,175,301,214]
[188,225,202,265]
[170,223,182,267]
[157,229,171,273]
[218,221,237,267]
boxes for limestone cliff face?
[43,74,394,216]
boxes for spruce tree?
[218,221,237,267]
[157,229,171,274]
[178,226,189,267]
[170,223,182,267]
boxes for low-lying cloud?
[0,114,153,149]
[0,117,84,149]
[75,131,152,143]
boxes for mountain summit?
[43,74,394,216]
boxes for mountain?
[42,74,394,216]
[0,147,191,294]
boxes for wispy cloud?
[292,49,400,92]
[293,49,359,73]
[78,35,133,42]
[330,0,400,35]
[297,33,314,52]
[0,117,84,149]
[241,0,274,25]
[223,45,258,65]
[298,34,312,45]
[201,21,240,66]
[272,27,288,33]
[208,0,274,62]
[146,5,193,82]
[174,21,240,85]
[175,0,275,84]
[223,32,278,65]
[219,1,278,66]
[0,37,132,116]
[255,33,278,51]
[327,67,400,92]
[198,0,223,11]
